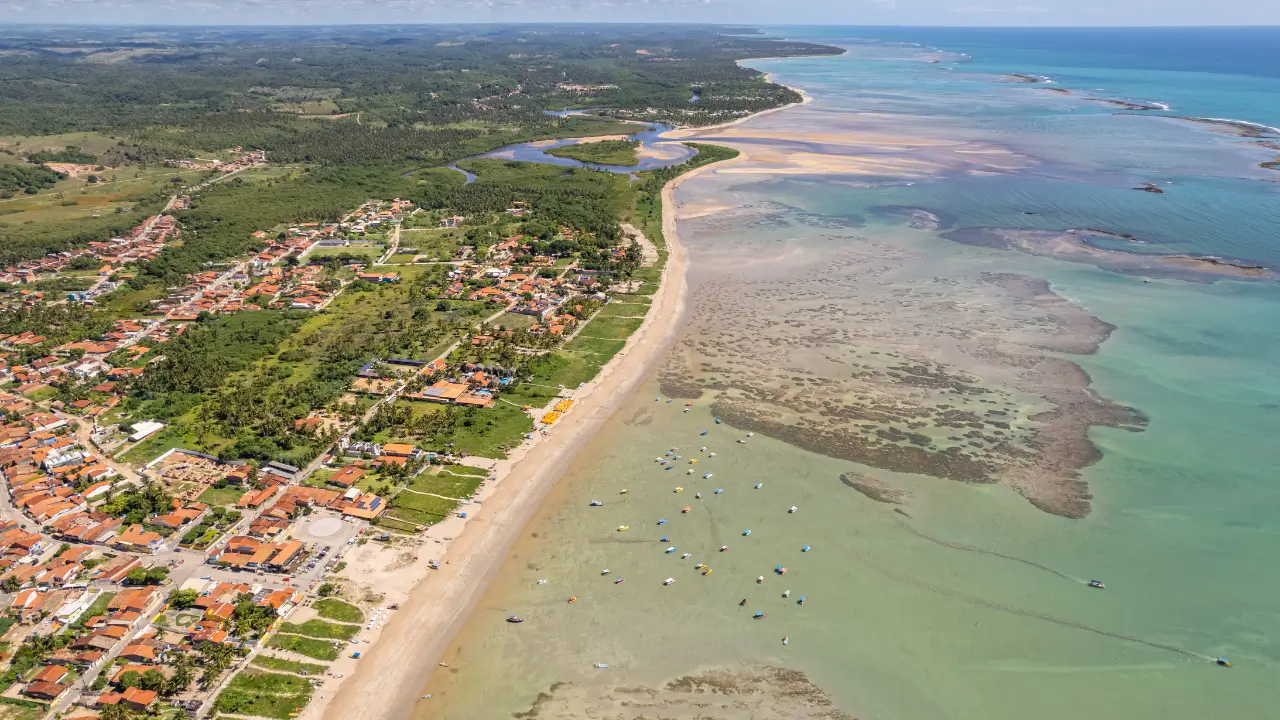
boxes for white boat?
[664,578,676,586]
[681,552,692,559]
[788,506,798,513]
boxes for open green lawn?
[266,634,339,661]
[576,315,643,340]
[251,655,328,675]
[408,468,485,499]
[279,619,360,641]
[429,401,533,459]
[197,485,244,507]
[313,598,364,624]
[308,245,382,262]
[213,670,313,720]
[388,491,459,526]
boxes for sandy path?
[314,158,733,720]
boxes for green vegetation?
[251,655,327,676]
[387,491,460,527]
[278,619,359,641]
[0,164,63,195]
[546,139,640,166]
[409,468,485,499]
[213,671,313,720]
[266,634,339,661]
[313,599,364,624]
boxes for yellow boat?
[674,487,684,493]
[702,568,713,576]
[690,459,698,464]
[617,525,630,532]
[681,506,691,513]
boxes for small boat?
[740,599,749,606]
[664,578,676,586]
[801,545,812,552]
[664,466,673,471]
[782,590,790,598]
[743,529,752,536]
[753,611,766,619]
[690,459,697,464]
[590,500,603,507]
[507,615,524,623]
[658,459,668,465]
[709,452,717,457]
[674,487,684,493]
[682,506,691,513]
[720,545,729,552]
[701,446,707,452]
[601,569,611,575]
[681,552,692,559]
[620,489,628,494]
[617,526,630,532]
[658,519,668,525]
[776,566,787,575]
[754,483,762,489]
[538,579,548,585]
[702,568,713,576]
[695,563,707,570]
[661,536,670,542]
[695,492,702,499]
[685,402,694,407]
[782,635,788,645]
[703,473,713,479]
[788,506,798,513]
[1088,580,1105,589]
[737,439,747,444]
[756,576,764,584]
[666,546,677,554]
[568,596,578,604]
[748,433,754,437]
[594,663,609,669]
[614,578,625,584]
[715,488,724,494]
[700,430,709,436]
[715,418,723,424]
[683,408,690,413]
[1215,658,1232,668]
[798,596,806,605]
[687,469,694,475]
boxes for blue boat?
[658,519,668,525]
[661,536,669,542]
[802,545,812,552]
[714,488,724,494]
[743,529,752,536]
[700,430,708,436]
[715,418,722,424]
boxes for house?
[98,686,158,711]
[327,466,365,488]
[381,443,416,458]
[114,524,164,554]
[31,664,68,685]
[22,680,67,701]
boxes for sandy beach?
[311,153,734,720]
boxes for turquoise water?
[418,29,1280,720]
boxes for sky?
[4,0,1279,27]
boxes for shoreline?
[663,69,813,139]
[310,139,740,720]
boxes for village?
[0,160,651,718]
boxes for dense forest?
[0,164,65,195]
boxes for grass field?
[197,485,244,507]
[266,634,340,661]
[408,468,485,499]
[251,655,328,675]
[397,227,464,260]
[213,670,313,720]
[278,619,360,641]
[576,315,643,340]
[387,491,460,526]
[313,598,364,624]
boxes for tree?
[99,705,132,720]
[168,588,200,610]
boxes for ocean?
[414,27,1280,720]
